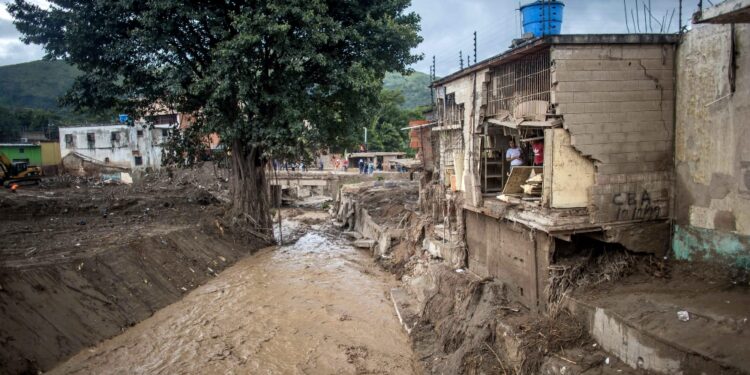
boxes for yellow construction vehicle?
[0,152,42,187]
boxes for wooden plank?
[501,166,543,195]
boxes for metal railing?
[485,49,551,120]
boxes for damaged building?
[674,2,750,267]
[58,113,182,174]
[425,34,678,310]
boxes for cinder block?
[618,100,662,112]
[570,90,661,103]
[583,101,623,114]
[555,81,589,92]
[551,91,575,104]
[564,113,613,124]
[623,130,670,143]
[621,46,668,59]
[599,80,647,92]
[596,174,628,185]
[597,161,668,175]
[640,58,673,70]
[552,46,624,60]
[598,151,671,164]
[558,102,587,114]
[570,134,594,146]
[554,70,594,82]
[625,110,665,122]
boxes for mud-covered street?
[49,220,416,374]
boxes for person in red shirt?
[532,140,544,166]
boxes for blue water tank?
[520,1,565,37]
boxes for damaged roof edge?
[431,33,680,87]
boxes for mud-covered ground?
[48,218,416,374]
[0,166,269,374]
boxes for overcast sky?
[1,0,698,74]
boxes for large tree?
[10,0,422,241]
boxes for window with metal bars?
[485,49,551,120]
[436,93,464,127]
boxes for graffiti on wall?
[612,190,662,221]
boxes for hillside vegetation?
[383,71,433,109]
[0,61,113,142]
[0,60,81,110]
[0,60,432,148]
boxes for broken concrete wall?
[464,210,553,311]
[551,44,675,226]
[271,172,410,202]
[674,24,750,267]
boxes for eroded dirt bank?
[49,223,416,374]
[0,167,266,374]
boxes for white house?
[59,118,177,171]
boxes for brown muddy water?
[50,229,416,374]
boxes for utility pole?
[459,51,464,70]
[430,56,435,106]
[473,31,477,65]
[363,127,368,151]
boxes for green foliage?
[0,105,58,141]
[9,0,423,164]
[362,89,426,155]
[383,71,433,109]
[0,60,81,110]
[0,60,117,142]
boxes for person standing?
[506,139,524,167]
[532,140,544,166]
[358,158,364,174]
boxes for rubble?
[331,180,750,375]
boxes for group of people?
[358,158,380,175]
[326,156,349,171]
[505,139,544,167]
[272,160,307,172]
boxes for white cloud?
[0,1,46,66]
[409,0,697,76]
[0,0,700,70]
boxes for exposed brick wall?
[550,44,675,223]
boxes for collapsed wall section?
[551,44,675,225]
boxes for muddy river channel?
[50,226,416,374]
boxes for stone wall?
[674,23,750,267]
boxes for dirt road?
[49,227,416,374]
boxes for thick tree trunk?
[229,141,274,244]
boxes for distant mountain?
[0,60,81,110]
[383,71,433,109]
[0,60,435,111]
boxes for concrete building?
[0,141,62,175]
[59,115,179,171]
[673,2,750,267]
[427,34,678,310]
[0,143,43,165]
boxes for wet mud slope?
[47,222,415,374]
[0,177,263,374]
